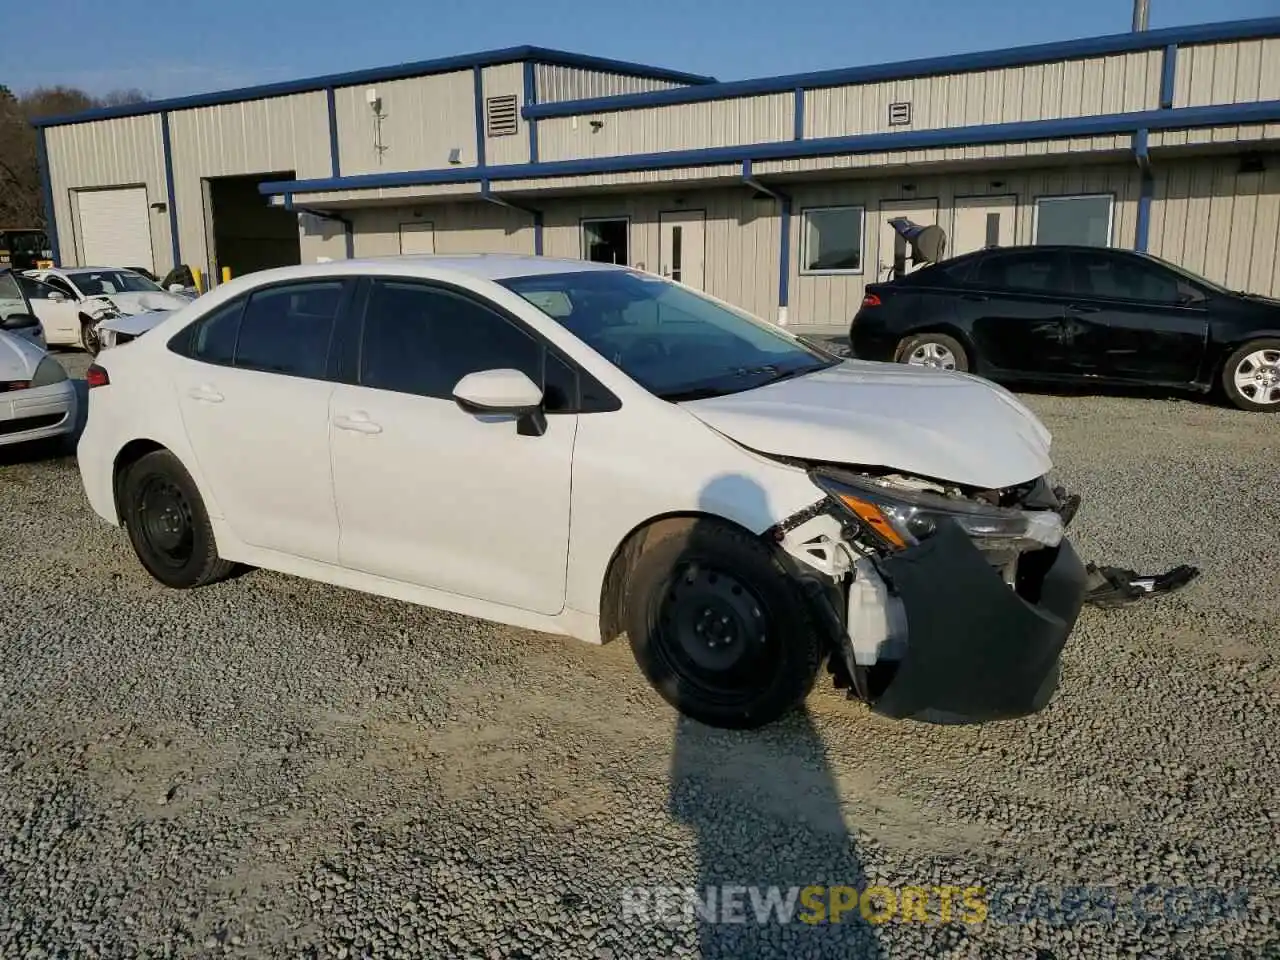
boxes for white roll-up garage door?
[76,187,154,270]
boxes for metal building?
[33,19,1280,331]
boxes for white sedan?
[22,267,190,353]
[77,255,1088,729]
[0,270,77,448]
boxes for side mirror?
[1,312,41,330]
[168,283,185,293]
[452,368,547,436]
[47,291,67,303]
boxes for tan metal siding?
[805,51,1160,139]
[481,63,529,166]
[1172,38,1280,108]
[1150,121,1280,147]
[785,165,1140,329]
[536,94,791,162]
[533,66,685,103]
[498,164,742,192]
[350,203,533,257]
[334,71,476,175]
[298,213,348,263]
[292,183,482,206]
[44,116,171,270]
[168,92,330,273]
[1148,157,1280,296]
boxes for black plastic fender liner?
[870,521,1089,723]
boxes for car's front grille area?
[0,413,65,436]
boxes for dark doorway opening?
[205,172,301,282]
[581,218,629,265]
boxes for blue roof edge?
[258,98,1280,196]
[30,45,716,129]
[523,16,1280,119]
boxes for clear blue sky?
[6,0,1277,98]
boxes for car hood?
[679,360,1054,490]
[94,291,189,315]
[0,329,43,380]
[99,309,173,336]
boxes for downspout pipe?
[743,160,793,326]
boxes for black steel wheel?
[120,449,236,589]
[626,518,824,729]
[80,317,101,356]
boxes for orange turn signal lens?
[836,493,908,549]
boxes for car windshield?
[500,270,839,401]
[0,270,32,321]
[71,270,162,296]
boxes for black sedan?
[849,245,1280,411]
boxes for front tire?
[1221,339,1280,411]
[80,317,101,356]
[896,332,969,372]
[120,450,235,588]
[625,518,824,729]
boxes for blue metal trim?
[326,87,341,176]
[1136,172,1154,252]
[523,61,539,163]
[793,88,804,140]
[521,17,1280,120]
[259,98,1280,196]
[283,193,294,211]
[160,112,181,269]
[34,127,59,265]
[742,159,790,202]
[473,66,487,168]
[1160,44,1178,109]
[1133,127,1150,164]
[778,198,791,310]
[31,46,714,128]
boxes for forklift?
[0,228,54,271]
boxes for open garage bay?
[0,356,1277,959]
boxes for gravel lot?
[1,351,1277,959]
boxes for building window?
[582,218,629,265]
[1034,195,1113,247]
[801,206,864,273]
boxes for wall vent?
[486,95,519,137]
[888,101,912,126]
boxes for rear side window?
[235,282,344,378]
[360,280,541,400]
[192,300,244,365]
[973,251,1069,295]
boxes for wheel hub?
[1234,349,1280,405]
[663,566,765,674]
[138,479,194,562]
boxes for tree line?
[0,85,147,230]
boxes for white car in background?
[22,267,191,353]
[77,255,1088,730]
[0,270,78,448]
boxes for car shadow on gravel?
[660,474,885,959]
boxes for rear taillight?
[861,293,883,308]
[86,364,110,389]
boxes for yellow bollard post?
[221,266,232,284]
[192,267,204,293]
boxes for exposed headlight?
[29,356,69,387]
[811,468,1063,553]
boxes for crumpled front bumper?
[867,520,1088,723]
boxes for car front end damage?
[768,467,1088,723]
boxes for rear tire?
[896,332,969,372]
[624,518,824,729]
[120,450,235,588]
[1221,339,1280,412]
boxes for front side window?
[235,282,344,378]
[16,275,58,301]
[360,281,541,399]
[0,271,32,321]
[69,270,163,296]
[501,269,839,402]
[42,275,77,298]
[802,206,864,273]
[1034,195,1113,247]
[974,251,1070,295]
[1071,251,1183,304]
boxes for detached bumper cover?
[871,520,1088,722]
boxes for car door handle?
[1067,304,1101,314]
[187,385,224,403]
[333,413,383,435]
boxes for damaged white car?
[78,256,1090,729]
